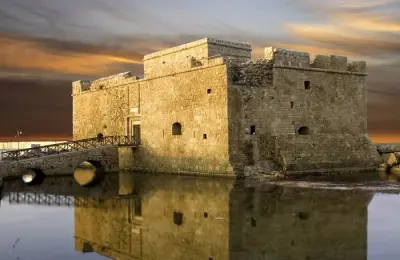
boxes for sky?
[0,0,399,141]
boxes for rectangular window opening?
[304,81,310,90]
[250,125,256,135]
[203,134,207,139]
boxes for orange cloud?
[0,34,145,77]
[337,0,398,8]
[369,133,400,143]
[285,24,400,56]
[331,12,400,32]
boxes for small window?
[172,122,182,135]
[203,134,208,139]
[290,101,294,108]
[304,81,310,89]
[298,212,309,220]
[298,126,310,135]
[250,125,256,135]
[207,88,211,94]
[204,212,208,218]
[173,211,183,226]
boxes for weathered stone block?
[381,153,397,166]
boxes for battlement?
[143,38,252,78]
[143,38,252,61]
[72,72,141,95]
[264,47,366,73]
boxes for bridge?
[1,135,140,161]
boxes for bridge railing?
[1,135,139,161]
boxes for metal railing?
[1,135,140,161]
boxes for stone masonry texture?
[72,38,382,176]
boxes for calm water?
[1,172,400,260]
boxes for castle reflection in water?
[3,172,372,260]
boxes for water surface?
[1,172,400,260]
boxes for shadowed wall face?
[73,173,371,260]
[227,50,381,173]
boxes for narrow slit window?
[203,134,208,139]
[250,125,256,135]
[304,81,310,90]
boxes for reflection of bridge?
[1,135,140,161]
[4,192,110,208]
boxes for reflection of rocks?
[74,173,372,260]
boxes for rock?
[390,165,400,178]
[378,163,389,172]
[394,152,400,159]
[376,143,400,153]
[381,153,397,166]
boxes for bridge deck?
[1,136,139,161]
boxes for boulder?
[390,165,400,179]
[376,143,400,153]
[394,152,400,158]
[381,153,397,166]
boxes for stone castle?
[72,38,382,176]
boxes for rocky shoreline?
[376,143,400,181]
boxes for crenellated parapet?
[229,59,274,86]
[265,47,311,68]
[264,47,366,73]
[72,72,141,95]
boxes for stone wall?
[132,64,232,175]
[73,58,234,175]
[227,46,381,174]
[0,146,119,178]
[143,38,251,78]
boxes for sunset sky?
[0,0,399,142]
